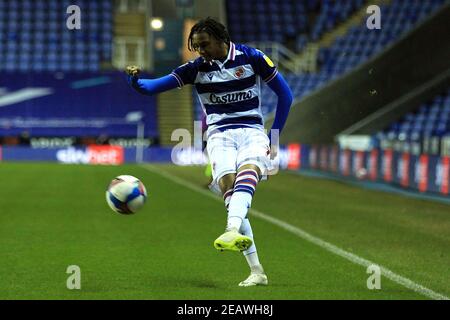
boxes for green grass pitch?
[0,162,448,299]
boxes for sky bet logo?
[56,146,124,165]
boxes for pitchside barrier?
[0,145,172,165]
[1,143,448,197]
[307,145,450,197]
[0,143,307,171]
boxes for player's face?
[191,32,227,62]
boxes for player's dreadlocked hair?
[188,17,231,51]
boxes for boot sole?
[214,236,252,252]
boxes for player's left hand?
[269,144,278,160]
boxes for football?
[106,175,147,214]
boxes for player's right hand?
[126,65,141,77]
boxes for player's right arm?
[126,61,197,96]
[125,65,179,96]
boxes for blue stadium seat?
[0,0,112,72]
[221,0,449,120]
[373,87,450,151]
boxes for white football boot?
[238,272,268,287]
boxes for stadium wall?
[340,68,450,136]
[0,72,158,139]
[279,3,450,144]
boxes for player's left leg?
[230,128,271,286]
[232,164,268,286]
[238,218,268,286]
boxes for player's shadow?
[185,279,219,289]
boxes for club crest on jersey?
[235,67,245,79]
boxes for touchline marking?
[141,164,449,300]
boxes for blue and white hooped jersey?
[170,42,278,133]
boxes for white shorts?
[206,127,271,194]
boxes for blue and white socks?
[240,218,262,272]
[222,169,264,272]
[226,168,259,231]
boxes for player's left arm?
[251,50,293,139]
[267,73,293,136]
[266,73,293,159]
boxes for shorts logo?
[235,67,245,78]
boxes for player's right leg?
[214,174,253,252]
[206,132,253,252]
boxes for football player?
[126,17,292,287]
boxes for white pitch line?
[140,164,449,300]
